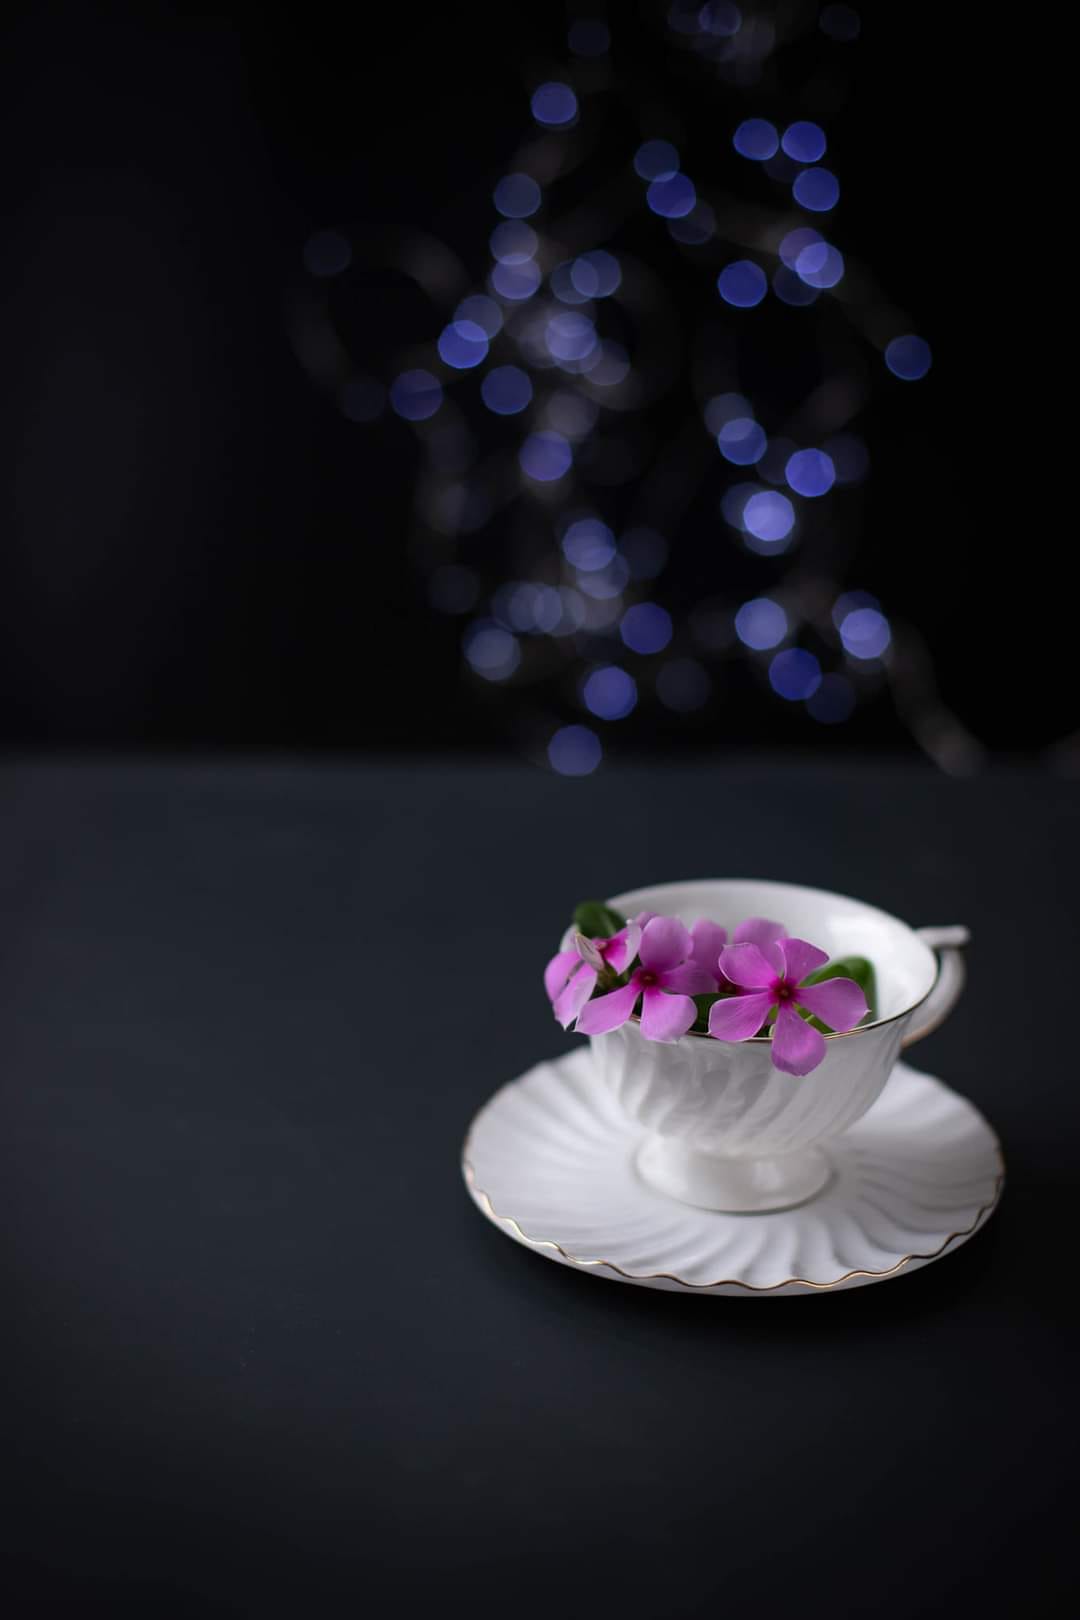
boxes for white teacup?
[585,878,968,1214]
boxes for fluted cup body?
[584,880,954,1212]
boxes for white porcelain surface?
[462,1048,1004,1296]
[575,879,968,1211]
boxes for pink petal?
[601,922,642,975]
[690,919,728,982]
[639,915,693,975]
[707,990,775,1042]
[553,964,598,1029]
[658,961,717,995]
[631,910,657,928]
[575,979,641,1036]
[718,942,779,990]
[639,986,697,1043]
[544,948,579,1003]
[797,978,868,1033]
[779,937,830,985]
[733,917,789,952]
[771,1003,827,1077]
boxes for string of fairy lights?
[292,2,984,775]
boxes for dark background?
[0,1,1070,757]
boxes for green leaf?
[690,989,737,1035]
[572,900,627,940]
[800,955,877,1034]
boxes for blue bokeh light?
[781,121,827,163]
[456,295,502,336]
[885,335,932,380]
[481,365,533,415]
[795,241,844,288]
[656,658,711,712]
[793,167,840,212]
[570,250,621,298]
[647,173,697,218]
[437,319,489,370]
[491,259,542,301]
[769,648,822,701]
[490,221,538,264]
[520,431,573,482]
[735,597,788,650]
[390,369,443,421]
[548,725,602,776]
[494,582,564,635]
[532,82,578,127]
[464,623,521,682]
[582,665,638,721]
[718,417,767,465]
[779,226,823,268]
[634,139,680,180]
[562,517,616,571]
[733,118,779,161]
[577,558,629,600]
[620,602,673,654]
[549,261,591,306]
[807,673,856,723]
[744,490,795,542]
[785,448,836,498]
[718,260,767,308]
[832,591,879,629]
[554,588,587,636]
[303,229,351,277]
[546,311,597,362]
[840,607,891,660]
[720,481,759,530]
[569,18,611,56]
[531,586,564,634]
[493,173,542,218]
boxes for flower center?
[775,980,796,1002]
[638,970,658,988]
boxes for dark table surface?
[1,758,1074,1616]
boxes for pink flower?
[575,917,715,1043]
[544,923,642,1030]
[689,920,728,984]
[689,916,787,988]
[732,916,788,952]
[706,937,868,1077]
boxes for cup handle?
[900,926,970,1048]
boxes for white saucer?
[462,1048,1004,1297]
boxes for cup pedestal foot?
[635,1136,832,1214]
